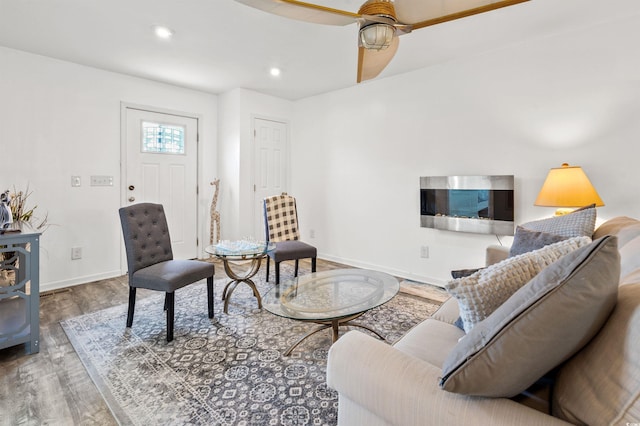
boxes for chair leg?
[275,261,281,285]
[126,287,136,328]
[294,259,299,277]
[207,276,214,319]
[311,257,317,273]
[166,292,175,342]
[266,257,271,282]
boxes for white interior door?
[253,118,289,240]
[123,106,199,259]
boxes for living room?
[1,0,639,424]
[2,0,638,293]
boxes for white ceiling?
[1,0,638,100]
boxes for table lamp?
[534,163,604,215]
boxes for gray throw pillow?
[445,236,591,333]
[439,236,620,397]
[521,205,596,238]
[508,226,568,257]
[450,268,482,279]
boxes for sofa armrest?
[431,297,459,325]
[327,331,569,426]
[486,244,510,266]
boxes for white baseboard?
[318,253,447,288]
[40,269,124,293]
[38,255,450,293]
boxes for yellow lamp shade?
[535,163,604,208]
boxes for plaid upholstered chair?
[263,194,317,284]
[119,203,214,342]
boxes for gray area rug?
[61,270,441,426]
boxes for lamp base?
[554,208,577,216]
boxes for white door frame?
[251,114,291,240]
[120,102,204,275]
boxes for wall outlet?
[71,247,82,260]
[420,246,429,259]
[309,229,316,238]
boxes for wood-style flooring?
[0,258,447,425]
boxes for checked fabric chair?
[263,193,317,284]
[119,203,214,342]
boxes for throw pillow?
[450,268,482,279]
[521,204,596,238]
[445,236,591,333]
[439,236,620,397]
[453,317,464,330]
[508,226,568,257]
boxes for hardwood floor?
[0,274,129,426]
[0,258,447,425]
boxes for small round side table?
[205,241,275,313]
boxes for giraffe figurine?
[209,179,221,248]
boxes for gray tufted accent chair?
[119,203,214,342]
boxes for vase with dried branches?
[6,185,48,228]
[1,184,49,266]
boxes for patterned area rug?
[61,269,442,426]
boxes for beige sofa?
[327,216,640,425]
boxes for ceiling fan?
[234,0,530,83]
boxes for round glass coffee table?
[263,269,399,355]
[205,241,275,313]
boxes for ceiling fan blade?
[357,36,400,83]
[394,0,530,30]
[234,0,359,26]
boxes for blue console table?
[0,224,41,354]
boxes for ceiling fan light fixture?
[359,23,395,51]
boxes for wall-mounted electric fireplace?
[420,175,514,235]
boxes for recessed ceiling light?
[153,25,174,39]
[269,67,281,77]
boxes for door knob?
[128,185,135,191]
[128,197,135,202]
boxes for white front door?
[253,117,289,240]
[123,106,199,259]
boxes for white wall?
[291,13,640,286]
[218,88,293,241]
[3,9,640,291]
[217,90,242,241]
[0,47,218,291]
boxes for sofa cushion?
[552,283,640,424]
[593,216,640,242]
[594,216,640,280]
[445,236,591,333]
[508,226,567,257]
[520,205,596,238]
[439,236,620,397]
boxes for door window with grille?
[141,121,185,154]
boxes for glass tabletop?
[263,269,399,321]
[205,240,275,260]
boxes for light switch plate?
[90,175,113,186]
[71,176,81,187]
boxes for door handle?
[128,185,135,191]
[128,197,135,202]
